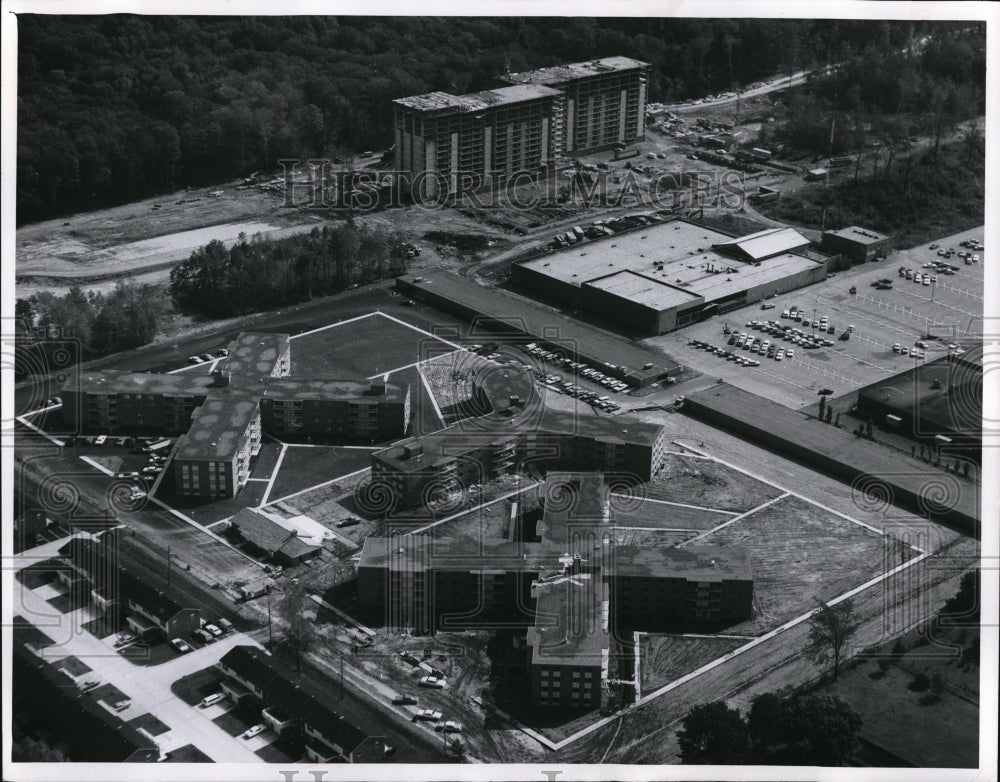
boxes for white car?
[435,720,464,733]
[242,724,266,739]
[415,709,442,721]
[170,638,192,653]
[419,675,446,689]
[188,356,204,364]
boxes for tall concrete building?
[501,56,649,154]
[393,85,563,200]
[393,56,649,198]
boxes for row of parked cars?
[688,339,761,366]
[524,344,632,393]
[170,617,235,654]
[538,373,621,412]
[188,347,230,365]
[744,318,839,348]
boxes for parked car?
[170,638,192,653]
[414,709,442,722]
[214,348,230,357]
[435,721,464,733]
[192,628,214,643]
[336,518,361,528]
[393,695,418,706]
[204,623,223,638]
[187,356,203,364]
[200,693,225,708]
[419,675,446,689]
[242,724,266,739]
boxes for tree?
[808,599,860,681]
[818,395,826,420]
[779,695,862,765]
[279,588,317,671]
[677,701,750,764]
[446,738,467,761]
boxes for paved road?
[13,538,265,762]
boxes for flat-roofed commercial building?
[394,85,564,200]
[513,219,827,336]
[501,56,649,154]
[820,225,892,264]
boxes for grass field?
[266,445,373,504]
[290,312,456,379]
[695,494,918,635]
[643,453,784,512]
[640,634,748,691]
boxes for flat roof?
[174,390,259,461]
[397,269,679,379]
[857,354,982,436]
[584,270,701,311]
[359,535,553,573]
[684,383,979,526]
[258,377,409,404]
[528,575,609,666]
[394,84,562,113]
[521,219,822,311]
[536,472,611,549]
[823,225,891,244]
[502,56,649,86]
[611,545,752,580]
[65,370,216,397]
[222,332,289,379]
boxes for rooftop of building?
[218,645,282,688]
[536,471,611,548]
[472,363,541,412]
[258,376,409,404]
[528,575,609,666]
[358,535,553,573]
[713,226,811,262]
[823,225,891,244]
[502,56,649,86]
[221,332,290,378]
[63,369,217,397]
[393,84,563,113]
[856,353,982,436]
[523,218,823,309]
[173,390,259,461]
[611,545,753,580]
[396,268,678,380]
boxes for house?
[229,508,322,565]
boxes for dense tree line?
[765,25,985,155]
[15,282,167,372]
[168,221,408,317]
[678,694,862,765]
[17,16,956,223]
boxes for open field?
[647,224,984,408]
[640,634,748,691]
[693,493,918,635]
[643,452,784,512]
[290,311,458,379]
[265,445,374,502]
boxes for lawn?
[693,494,918,635]
[290,312,454,379]
[640,634,748,692]
[266,445,374,503]
[643,453,784,513]
[127,712,171,737]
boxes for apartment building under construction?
[393,56,649,198]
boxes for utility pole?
[340,654,345,700]
[267,598,273,647]
[166,545,172,585]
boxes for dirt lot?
[695,493,918,635]
[640,634,747,691]
[642,452,784,512]
[648,224,984,408]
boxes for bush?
[908,672,930,692]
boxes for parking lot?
[650,226,984,408]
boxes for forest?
[16,15,955,223]
[168,221,409,317]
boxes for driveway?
[12,536,266,762]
